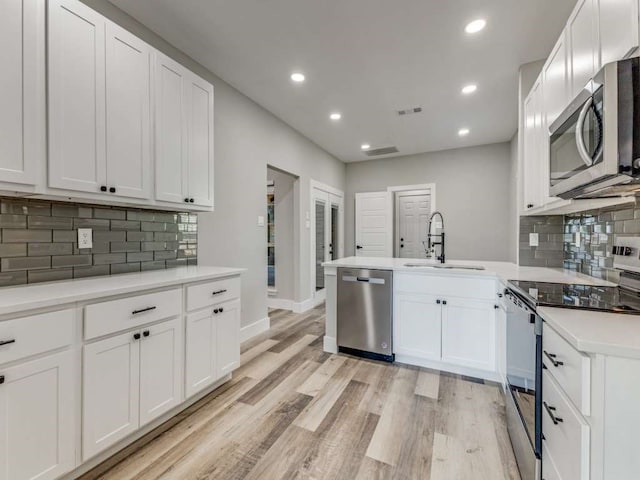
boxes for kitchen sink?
[403,262,485,271]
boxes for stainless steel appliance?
[504,286,542,480]
[549,57,640,199]
[337,268,393,362]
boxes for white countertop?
[0,266,244,316]
[539,306,640,359]
[322,257,615,286]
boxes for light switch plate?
[78,228,93,249]
[529,233,539,247]
[258,216,265,227]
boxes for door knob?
[400,244,404,248]
[356,245,363,250]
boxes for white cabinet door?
[216,300,240,377]
[83,330,140,461]
[48,0,106,194]
[155,52,188,205]
[522,79,544,211]
[441,298,496,372]
[543,33,570,127]
[0,351,75,480]
[0,0,42,187]
[105,21,151,200]
[185,309,216,398]
[598,0,639,66]
[186,74,214,208]
[393,293,442,361]
[139,318,183,426]
[568,0,598,99]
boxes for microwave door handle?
[575,97,594,167]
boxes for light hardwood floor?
[80,305,521,480]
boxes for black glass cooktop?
[508,280,640,314]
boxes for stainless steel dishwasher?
[337,268,393,362]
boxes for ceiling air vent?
[364,146,399,157]
[397,106,423,116]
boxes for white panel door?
[0,351,75,480]
[105,21,151,200]
[48,0,107,194]
[393,293,442,360]
[139,317,183,426]
[83,330,140,460]
[0,0,41,187]
[185,309,216,398]
[155,52,188,205]
[441,298,496,372]
[543,33,570,127]
[598,0,639,66]
[568,0,598,99]
[186,73,214,208]
[355,192,392,257]
[216,300,241,377]
[397,193,431,258]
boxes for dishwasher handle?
[341,275,386,285]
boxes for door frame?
[388,184,436,257]
[310,179,344,304]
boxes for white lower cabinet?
[393,293,442,361]
[185,299,240,398]
[0,350,76,480]
[83,316,183,460]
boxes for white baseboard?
[292,297,315,313]
[267,298,294,310]
[323,335,337,354]
[240,317,270,343]
[394,354,501,383]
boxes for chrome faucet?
[427,211,445,264]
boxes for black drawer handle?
[544,350,564,367]
[442,300,447,305]
[543,401,563,425]
[143,330,150,337]
[212,289,227,296]
[0,375,4,385]
[109,187,116,193]
[132,306,157,315]
[133,332,141,340]
[436,299,441,304]
[0,339,16,347]
[214,309,219,314]
[219,307,224,313]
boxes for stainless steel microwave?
[549,57,640,199]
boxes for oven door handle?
[575,96,594,167]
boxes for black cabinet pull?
[544,351,564,367]
[0,339,16,347]
[109,187,116,193]
[189,198,194,203]
[442,300,447,305]
[356,245,363,250]
[0,375,4,385]
[527,203,534,209]
[543,401,563,425]
[100,186,107,192]
[184,198,190,203]
[212,289,227,296]
[497,293,503,298]
[494,305,499,309]
[133,332,141,340]
[143,330,150,337]
[219,307,224,313]
[214,309,219,314]
[436,299,441,304]
[132,306,157,315]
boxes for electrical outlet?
[78,228,93,249]
[529,233,539,247]
[258,216,265,227]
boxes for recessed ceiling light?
[290,72,305,82]
[458,128,470,136]
[465,19,486,34]
[461,84,477,95]
[330,112,342,120]
[361,144,371,150]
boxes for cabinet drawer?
[0,310,74,365]
[543,323,591,415]
[85,288,182,340]
[394,273,494,300]
[542,371,590,480]
[186,276,240,312]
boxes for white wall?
[509,133,519,262]
[82,0,346,328]
[345,143,512,261]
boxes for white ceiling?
[110,0,576,162]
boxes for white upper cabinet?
[0,0,43,188]
[155,52,214,210]
[543,32,570,128]
[568,0,598,99]
[105,22,152,200]
[523,79,545,211]
[48,0,106,195]
[598,0,639,66]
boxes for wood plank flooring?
[80,305,520,480]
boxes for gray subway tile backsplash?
[0,198,197,286]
